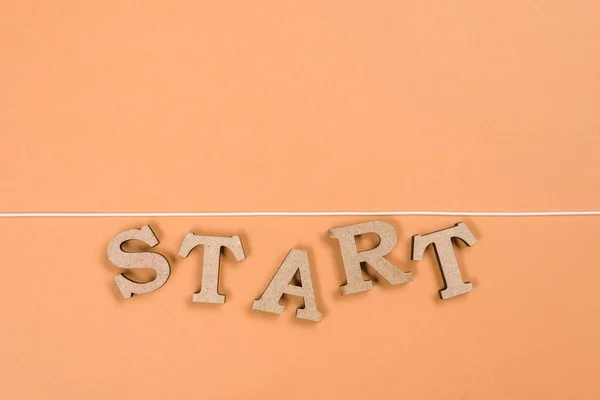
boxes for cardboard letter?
[107,225,170,299]
[411,222,476,299]
[329,221,411,295]
[178,233,245,304]
[252,249,322,322]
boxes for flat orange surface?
[0,2,599,399]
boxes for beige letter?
[411,222,476,299]
[107,225,171,299]
[178,233,245,304]
[252,249,322,322]
[329,221,411,295]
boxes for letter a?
[252,249,322,322]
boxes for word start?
[107,221,478,322]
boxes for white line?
[0,211,599,218]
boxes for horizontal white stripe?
[0,211,598,218]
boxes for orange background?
[1,1,599,399]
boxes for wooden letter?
[107,225,171,299]
[329,221,411,295]
[252,249,322,322]
[411,222,476,299]
[178,233,245,304]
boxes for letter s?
[107,225,171,299]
